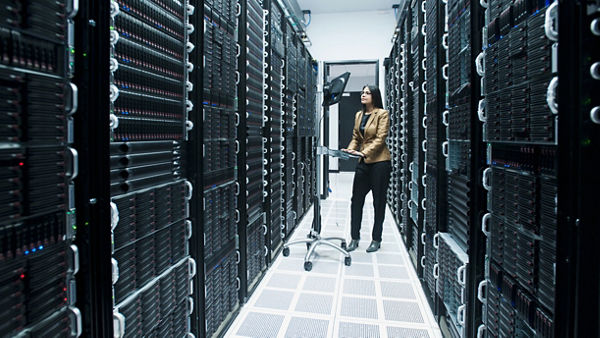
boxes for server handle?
[477,280,488,303]
[457,305,466,326]
[421,198,427,210]
[442,64,449,80]
[544,1,559,42]
[433,263,439,279]
[422,140,427,152]
[110,202,119,230]
[69,244,80,275]
[477,325,486,338]
[186,220,193,239]
[457,264,467,286]
[186,4,195,15]
[478,99,487,122]
[69,306,83,337]
[433,233,439,249]
[67,147,79,180]
[188,258,197,278]
[479,0,488,8]
[442,33,449,50]
[188,297,194,315]
[591,106,600,125]
[111,258,119,285]
[482,167,492,191]
[113,312,125,338]
[184,180,193,200]
[421,0,427,13]
[442,141,449,157]
[443,110,449,126]
[481,213,491,237]
[422,116,427,128]
[422,175,427,187]
[476,52,485,76]
[421,233,426,245]
[547,77,559,115]
[420,256,426,268]
[69,0,79,18]
[68,82,78,115]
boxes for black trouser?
[350,160,391,242]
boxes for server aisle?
[384,1,600,337]
[0,0,81,336]
[226,173,442,338]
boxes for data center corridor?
[225,173,443,338]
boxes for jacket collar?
[361,108,379,134]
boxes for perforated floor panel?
[226,173,442,338]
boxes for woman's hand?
[342,149,365,157]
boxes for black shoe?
[366,241,381,253]
[347,240,359,252]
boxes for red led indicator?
[20,274,25,279]
[18,162,24,166]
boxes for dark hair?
[361,85,384,113]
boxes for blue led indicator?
[25,250,30,255]
[39,245,44,250]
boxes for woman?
[341,85,391,253]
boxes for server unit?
[237,0,268,304]
[0,0,81,336]
[108,0,195,337]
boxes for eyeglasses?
[361,91,372,95]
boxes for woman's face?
[360,87,372,106]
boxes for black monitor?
[322,72,351,107]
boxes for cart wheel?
[282,247,290,257]
[341,241,347,249]
[304,261,313,271]
[344,256,352,266]
[306,242,311,250]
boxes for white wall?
[305,9,396,95]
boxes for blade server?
[0,0,81,336]
[108,0,195,336]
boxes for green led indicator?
[583,98,592,106]
[582,138,591,146]
[71,48,75,54]
[83,53,87,57]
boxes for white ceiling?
[296,0,402,14]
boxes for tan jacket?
[347,108,391,164]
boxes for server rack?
[386,0,487,337]
[107,0,195,337]
[0,0,82,336]
[283,19,298,237]
[423,0,448,314]
[192,0,241,336]
[476,1,575,337]
[386,1,600,337]
[263,0,285,263]
[237,0,268,303]
[559,2,600,336]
